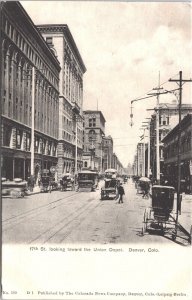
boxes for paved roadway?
[2,179,190,245]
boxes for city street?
[3,180,191,245]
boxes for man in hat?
[117,183,125,204]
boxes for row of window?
[89,118,96,127]
[2,125,57,156]
[63,60,83,106]
[164,133,191,159]
[2,16,59,89]
[2,48,59,138]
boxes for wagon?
[2,178,27,198]
[40,175,51,192]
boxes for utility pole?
[31,67,35,176]
[130,84,178,181]
[169,71,192,224]
[149,73,163,184]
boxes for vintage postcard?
[1,1,192,300]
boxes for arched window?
[88,129,96,142]
[84,161,88,167]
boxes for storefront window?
[16,129,22,149]
[48,142,52,155]
[26,132,31,151]
[42,139,46,154]
[35,136,40,153]
[3,125,12,147]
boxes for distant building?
[112,153,124,175]
[83,110,105,171]
[132,154,138,176]
[136,143,147,177]
[162,114,192,194]
[1,2,60,182]
[37,24,86,178]
[102,136,113,171]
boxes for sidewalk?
[176,193,192,234]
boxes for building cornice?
[37,24,86,73]
[162,114,192,143]
[83,110,106,123]
[2,2,61,72]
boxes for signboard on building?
[190,160,192,175]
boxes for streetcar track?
[3,192,77,222]
[29,196,99,244]
[2,195,77,226]
[2,192,80,232]
[45,201,101,243]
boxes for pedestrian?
[142,182,150,198]
[28,175,35,192]
[71,177,75,191]
[117,183,125,203]
[48,178,52,193]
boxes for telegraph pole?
[149,73,163,184]
[169,71,192,223]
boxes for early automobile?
[77,170,98,192]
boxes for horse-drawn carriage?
[60,173,75,191]
[100,169,119,200]
[142,185,191,244]
[40,169,58,192]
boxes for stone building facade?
[162,114,192,194]
[37,25,86,178]
[1,2,60,182]
[149,102,192,182]
[112,153,124,175]
[102,136,113,171]
[82,110,105,172]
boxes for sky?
[21,1,192,167]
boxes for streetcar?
[100,168,119,200]
[77,170,98,192]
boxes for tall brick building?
[82,110,105,171]
[37,25,86,178]
[1,2,60,182]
